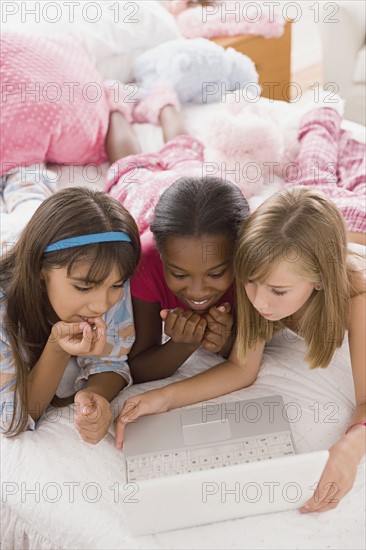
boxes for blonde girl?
[115,186,365,513]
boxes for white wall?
[291,6,322,71]
[284,0,323,72]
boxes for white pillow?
[2,1,181,82]
[79,1,182,81]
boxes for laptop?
[121,395,328,536]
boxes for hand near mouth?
[160,308,207,347]
[48,317,107,357]
[201,302,233,354]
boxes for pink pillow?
[176,3,285,39]
[0,32,110,176]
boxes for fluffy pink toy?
[167,0,190,15]
[203,96,285,198]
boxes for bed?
[1,328,365,549]
[1,2,365,549]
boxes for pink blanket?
[0,32,110,176]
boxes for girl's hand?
[74,390,112,445]
[114,389,170,449]
[49,317,107,357]
[300,438,360,513]
[160,308,207,347]
[202,303,233,353]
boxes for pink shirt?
[130,232,235,310]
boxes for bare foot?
[105,111,141,164]
[159,105,187,143]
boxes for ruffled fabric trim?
[177,2,285,39]
[1,506,59,550]
[133,81,181,125]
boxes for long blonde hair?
[235,187,364,369]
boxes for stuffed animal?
[132,38,258,104]
[201,90,345,201]
[202,94,287,199]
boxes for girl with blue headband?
[0,187,140,443]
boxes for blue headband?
[44,232,132,253]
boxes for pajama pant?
[106,135,205,235]
[285,108,365,233]
[0,164,56,251]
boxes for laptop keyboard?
[126,432,295,482]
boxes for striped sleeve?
[75,281,135,389]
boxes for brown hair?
[0,187,140,436]
[235,187,365,368]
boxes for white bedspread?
[1,328,365,550]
